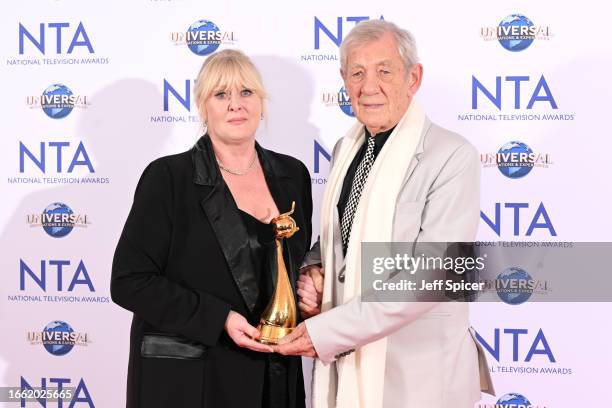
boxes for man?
[273,20,494,407]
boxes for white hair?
[339,20,419,73]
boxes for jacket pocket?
[140,333,207,360]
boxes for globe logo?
[41,84,74,119]
[498,14,535,52]
[496,141,534,179]
[42,321,75,356]
[186,20,221,56]
[496,393,532,407]
[496,267,533,305]
[338,86,355,117]
[42,202,75,238]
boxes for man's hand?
[224,310,273,353]
[298,265,324,318]
[272,322,317,357]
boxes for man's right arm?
[301,239,322,267]
[298,240,323,319]
[298,136,345,316]
[300,136,344,270]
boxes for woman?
[111,49,311,408]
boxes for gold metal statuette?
[257,202,299,345]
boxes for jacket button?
[338,272,345,283]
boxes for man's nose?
[361,71,381,95]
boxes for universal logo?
[170,19,236,56]
[321,86,354,117]
[26,84,89,119]
[481,141,552,179]
[27,202,90,238]
[481,14,552,52]
[27,320,91,356]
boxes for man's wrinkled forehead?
[345,36,403,69]
[347,58,397,71]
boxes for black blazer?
[111,135,312,408]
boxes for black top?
[239,209,291,408]
[239,209,276,315]
[336,126,396,223]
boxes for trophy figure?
[257,202,299,345]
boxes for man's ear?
[408,63,424,93]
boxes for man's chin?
[359,118,388,131]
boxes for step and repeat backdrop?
[1,0,611,407]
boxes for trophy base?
[256,323,294,345]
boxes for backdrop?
[2,0,611,407]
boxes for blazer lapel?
[192,136,260,315]
[400,117,430,187]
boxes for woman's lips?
[228,118,248,124]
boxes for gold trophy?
[257,202,299,344]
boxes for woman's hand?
[224,311,273,353]
[297,265,324,319]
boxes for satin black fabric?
[239,209,291,408]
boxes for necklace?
[216,151,257,176]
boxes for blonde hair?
[194,49,267,123]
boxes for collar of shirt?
[364,125,396,156]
